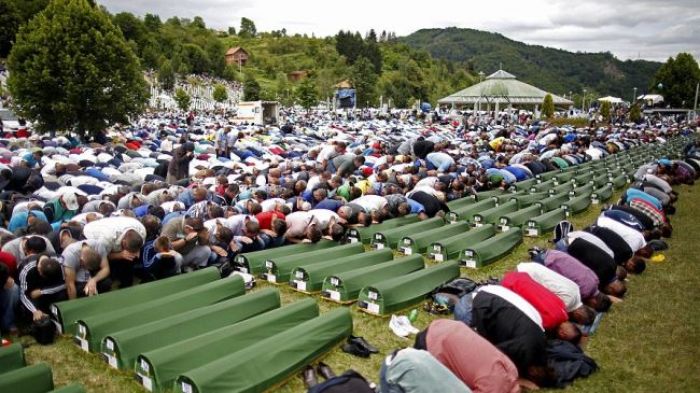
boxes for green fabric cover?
[48,384,86,393]
[263,243,364,283]
[0,343,25,375]
[233,240,336,275]
[137,299,319,393]
[498,205,543,230]
[509,192,548,208]
[358,261,460,315]
[447,198,497,223]
[573,172,593,186]
[610,173,628,189]
[474,189,504,201]
[529,179,557,193]
[0,363,53,393]
[554,171,575,184]
[591,184,613,204]
[291,249,394,293]
[176,308,352,393]
[548,182,574,196]
[512,177,538,192]
[537,192,570,211]
[591,174,610,187]
[492,191,523,205]
[397,222,471,256]
[446,195,476,210]
[346,215,420,244]
[53,267,219,335]
[472,200,518,226]
[525,208,567,237]
[536,171,559,182]
[77,276,245,352]
[562,194,592,215]
[551,157,569,169]
[459,227,523,268]
[570,183,594,198]
[371,217,445,249]
[321,255,424,303]
[103,288,280,369]
[428,224,496,262]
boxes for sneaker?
[394,315,419,335]
[389,315,409,337]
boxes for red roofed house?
[225,47,249,66]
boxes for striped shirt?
[19,259,66,313]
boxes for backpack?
[307,370,375,393]
[553,220,574,243]
[427,278,479,314]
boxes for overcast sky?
[98,0,699,62]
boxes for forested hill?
[400,27,662,97]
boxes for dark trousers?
[109,258,135,288]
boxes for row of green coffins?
[0,343,85,393]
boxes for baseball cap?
[62,192,80,211]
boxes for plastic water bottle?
[408,309,418,322]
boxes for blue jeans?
[453,294,474,326]
[379,361,405,393]
[0,283,19,332]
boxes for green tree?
[296,78,318,109]
[0,0,21,58]
[600,100,611,121]
[651,53,700,108]
[180,43,211,74]
[351,56,378,107]
[174,88,191,111]
[244,74,261,101]
[158,59,175,91]
[542,94,555,119]
[222,64,240,82]
[7,0,147,139]
[239,17,257,38]
[629,103,642,123]
[228,26,236,36]
[143,13,161,31]
[212,83,228,103]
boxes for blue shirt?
[625,189,662,210]
[9,211,48,232]
[314,198,343,212]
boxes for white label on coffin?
[366,302,380,314]
[295,280,307,291]
[375,243,385,250]
[182,382,193,393]
[78,324,86,336]
[349,237,358,243]
[267,274,277,283]
[140,375,153,392]
[106,353,118,369]
[501,225,510,232]
[527,228,539,236]
[265,260,273,269]
[401,247,412,255]
[375,234,382,240]
[78,337,89,352]
[368,291,378,300]
[463,259,477,268]
[591,198,599,205]
[434,253,444,262]
[327,290,341,301]
[105,339,114,350]
[403,239,411,246]
[295,271,304,280]
[330,277,339,286]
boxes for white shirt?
[517,262,583,312]
[260,198,287,212]
[69,212,104,224]
[83,217,147,252]
[307,209,340,230]
[478,285,544,330]
[596,215,647,252]
[352,195,388,212]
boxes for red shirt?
[255,211,285,230]
[427,319,520,393]
[0,251,18,279]
[502,271,568,330]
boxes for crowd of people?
[0,108,698,390]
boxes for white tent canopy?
[637,94,664,104]
[598,96,624,104]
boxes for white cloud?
[97,0,700,61]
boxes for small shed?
[225,47,249,66]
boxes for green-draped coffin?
[175,308,352,393]
[524,208,567,237]
[472,200,518,226]
[0,363,53,393]
[397,222,470,256]
[510,192,548,208]
[233,240,337,275]
[346,215,420,244]
[136,300,319,393]
[498,205,544,231]
[529,179,557,193]
[591,184,614,204]
[561,194,592,215]
[572,172,594,186]
[290,249,394,293]
[512,177,538,192]
[569,183,594,198]
[76,276,245,352]
[459,227,523,268]
[370,217,445,249]
[535,170,559,182]
[357,261,460,316]
[0,343,25,375]
[428,224,496,262]
[591,173,611,187]
[447,198,497,223]
[320,255,424,303]
[609,173,628,189]
[101,289,280,369]
[554,170,575,184]
[548,182,574,196]
[262,243,364,284]
[474,188,505,201]
[52,267,220,335]
[492,191,523,205]
[49,385,86,393]
[537,191,570,211]
[446,195,476,210]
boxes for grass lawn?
[21,185,700,392]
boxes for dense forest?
[400,28,662,99]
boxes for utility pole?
[694,82,699,110]
[632,87,637,105]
